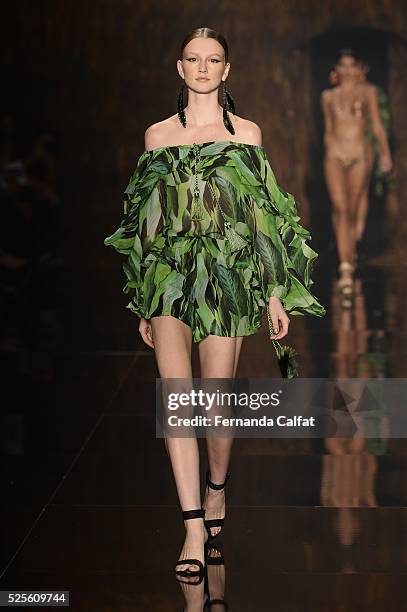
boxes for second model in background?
[320,48,392,307]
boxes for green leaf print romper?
[104,140,326,377]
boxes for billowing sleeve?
[103,149,167,318]
[251,148,326,318]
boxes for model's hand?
[139,317,154,348]
[379,153,392,173]
[268,296,290,340]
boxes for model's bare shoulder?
[321,88,332,101]
[144,122,166,151]
[144,117,178,151]
[360,81,377,98]
[231,116,262,146]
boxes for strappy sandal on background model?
[203,542,229,610]
[175,508,207,585]
[338,261,355,297]
[203,469,230,540]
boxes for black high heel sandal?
[175,508,207,585]
[203,470,230,540]
[204,542,229,610]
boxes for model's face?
[177,38,230,91]
[335,56,358,81]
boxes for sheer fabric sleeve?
[251,148,326,318]
[103,150,166,317]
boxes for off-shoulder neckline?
[144,140,265,154]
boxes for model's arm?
[250,123,289,341]
[251,144,326,320]
[365,84,392,172]
[321,90,334,149]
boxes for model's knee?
[332,205,348,221]
[349,194,367,216]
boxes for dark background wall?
[1,0,406,351]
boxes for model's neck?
[184,89,223,127]
[339,80,357,92]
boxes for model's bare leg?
[354,189,368,255]
[324,156,355,289]
[199,335,244,537]
[354,145,374,242]
[150,315,207,576]
[346,157,371,258]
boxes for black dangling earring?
[222,81,236,135]
[224,81,236,114]
[177,80,187,128]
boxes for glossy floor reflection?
[0,256,406,611]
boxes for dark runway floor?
[0,252,406,611]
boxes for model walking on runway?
[321,48,392,303]
[104,27,326,591]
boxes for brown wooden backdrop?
[1,0,406,350]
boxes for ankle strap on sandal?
[339,261,354,272]
[205,599,229,610]
[206,469,230,490]
[182,507,205,520]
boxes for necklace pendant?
[191,194,205,221]
[224,224,248,252]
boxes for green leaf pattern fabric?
[104,140,326,366]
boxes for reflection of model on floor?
[321,47,393,308]
[330,277,388,379]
